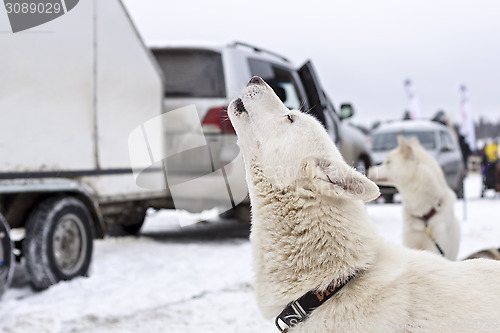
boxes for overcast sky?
[123,0,500,126]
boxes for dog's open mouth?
[234,98,248,114]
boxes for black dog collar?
[275,273,357,332]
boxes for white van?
[0,0,165,292]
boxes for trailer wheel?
[24,197,94,290]
[0,213,14,298]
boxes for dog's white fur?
[368,137,461,260]
[228,77,500,332]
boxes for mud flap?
[0,213,14,299]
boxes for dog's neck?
[396,163,447,216]
[247,163,379,317]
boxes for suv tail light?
[202,106,236,134]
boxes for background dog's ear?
[397,135,414,160]
[302,157,380,202]
[409,136,421,147]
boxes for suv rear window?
[248,58,301,110]
[372,131,436,151]
[152,49,226,98]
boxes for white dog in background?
[369,136,460,260]
[228,76,500,333]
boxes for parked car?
[150,42,373,218]
[370,120,466,202]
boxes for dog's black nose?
[248,76,264,86]
[235,98,247,113]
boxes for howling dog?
[228,76,500,333]
[368,136,461,260]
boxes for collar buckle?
[275,300,308,332]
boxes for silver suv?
[150,42,373,216]
[370,120,466,201]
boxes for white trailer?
[0,0,166,292]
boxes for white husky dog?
[228,77,500,333]
[368,136,460,260]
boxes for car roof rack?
[229,41,289,63]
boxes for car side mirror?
[339,103,354,120]
[440,145,452,153]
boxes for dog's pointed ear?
[397,135,414,159]
[409,136,421,146]
[302,157,380,202]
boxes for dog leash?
[417,199,445,257]
[424,224,445,257]
[275,272,357,332]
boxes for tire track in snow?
[61,282,258,333]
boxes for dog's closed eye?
[287,114,294,123]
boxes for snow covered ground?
[1,174,499,333]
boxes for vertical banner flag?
[459,85,476,151]
[403,78,423,119]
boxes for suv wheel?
[107,207,147,236]
[383,193,395,203]
[355,158,368,176]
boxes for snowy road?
[1,174,499,333]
